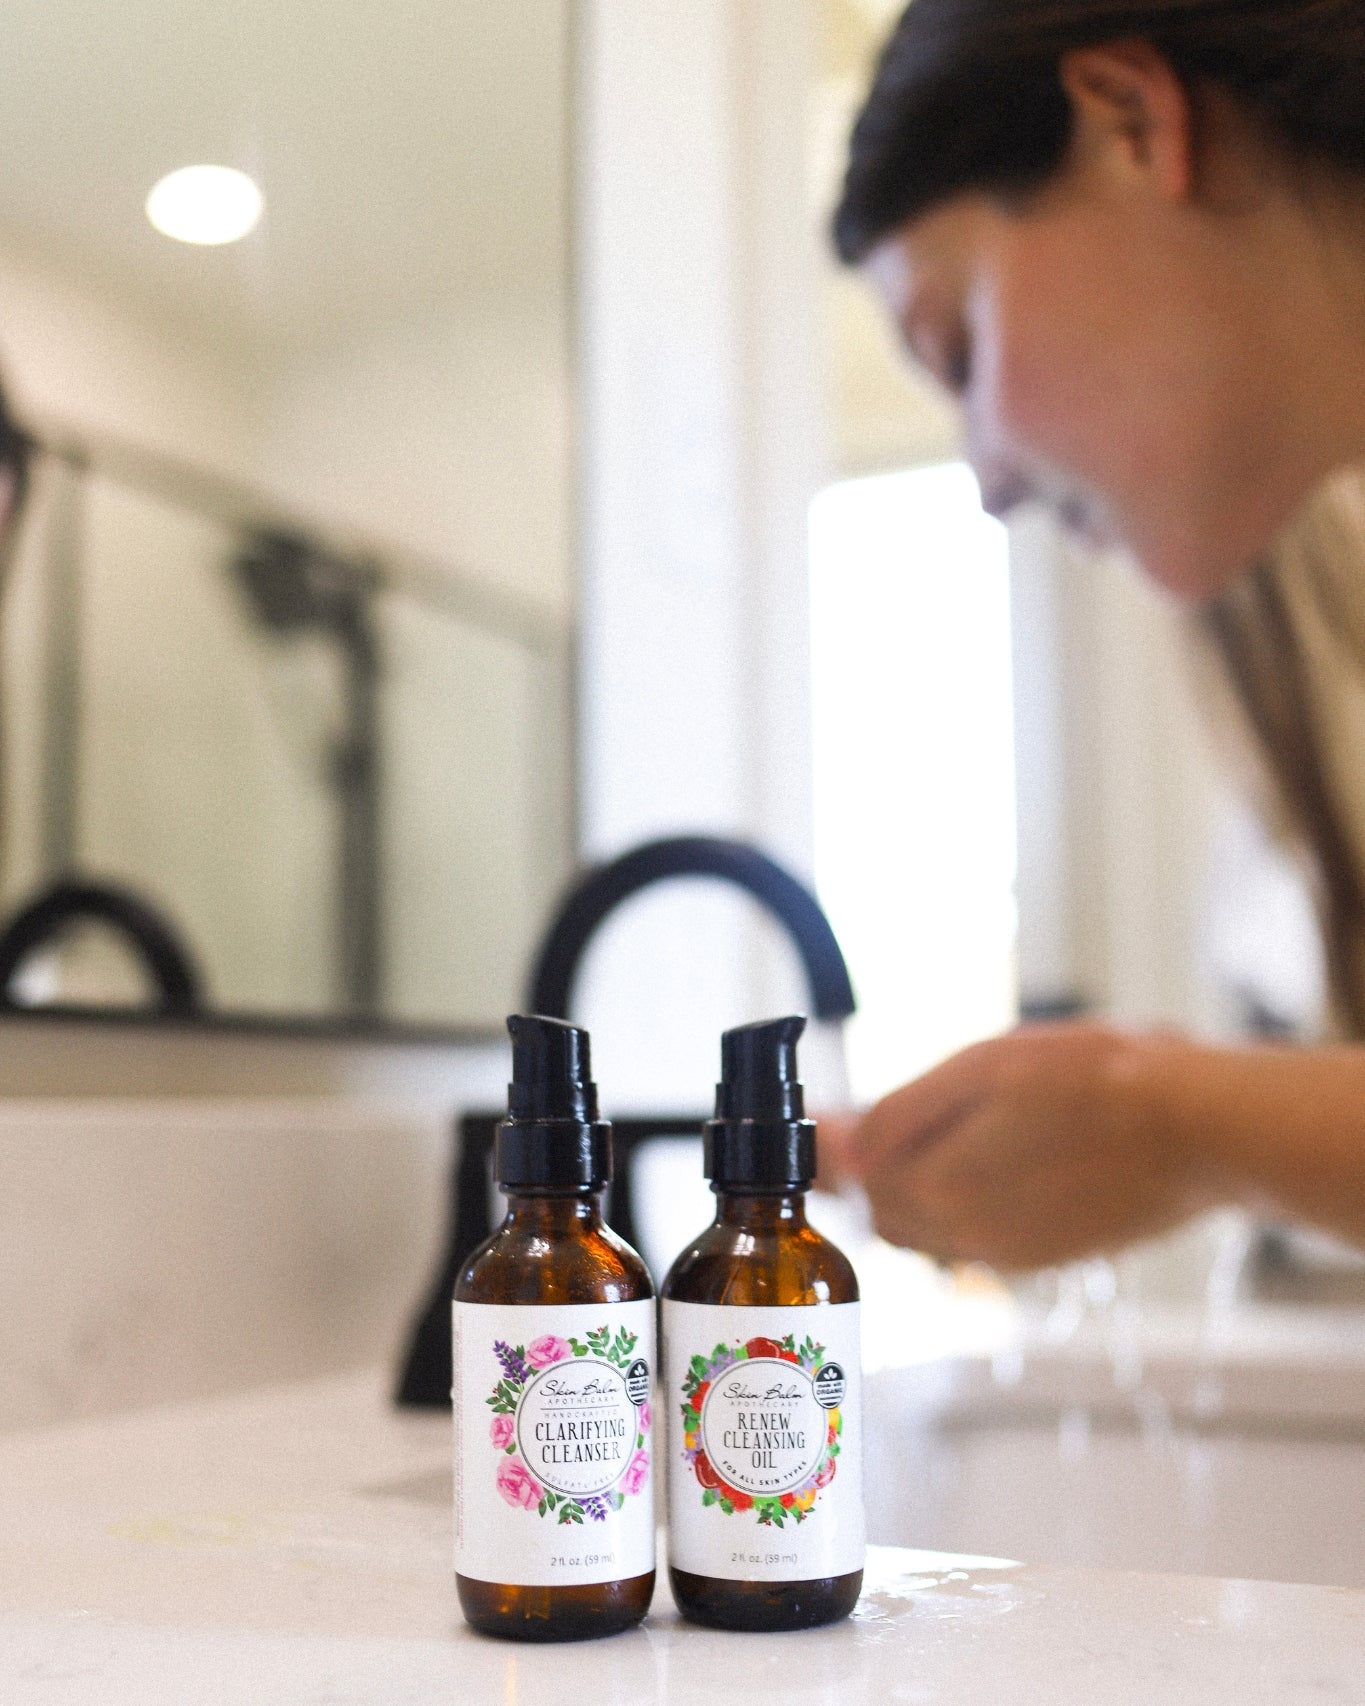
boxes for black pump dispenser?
[703,1015,816,1189]
[496,1014,612,1190]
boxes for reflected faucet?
[0,877,203,1015]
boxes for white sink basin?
[866,1308,1365,1588]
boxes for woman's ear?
[1059,41,1197,202]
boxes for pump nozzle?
[497,1014,612,1189]
[715,1015,807,1123]
[506,1012,599,1123]
[704,1015,816,1189]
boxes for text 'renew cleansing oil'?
[453,1015,655,1641]
[662,1016,865,1630]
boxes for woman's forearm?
[838,1024,1365,1270]
[1158,1039,1365,1247]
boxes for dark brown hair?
[834,0,1365,263]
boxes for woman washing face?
[829,0,1365,1266]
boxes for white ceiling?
[0,0,569,360]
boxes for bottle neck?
[500,1187,607,1233]
[713,1187,810,1232]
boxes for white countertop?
[1,1371,1362,1705]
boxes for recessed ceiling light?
[145,165,263,247]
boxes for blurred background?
[1,0,1359,1593]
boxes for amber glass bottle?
[662,1016,864,1632]
[453,1015,655,1642]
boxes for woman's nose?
[973,461,1033,521]
[964,413,1033,519]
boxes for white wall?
[0,246,267,480]
[0,1099,447,1432]
[259,307,572,624]
[574,0,831,1108]
[0,1024,510,1432]
[1010,514,1231,1035]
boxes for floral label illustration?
[682,1334,840,1523]
[663,1301,864,1583]
[486,1326,651,1524]
[453,1300,655,1587]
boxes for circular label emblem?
[812,1362,846,1409]
[515,1358,635,1498]
[698,1357,826,1496]
[624,1357,650,1405]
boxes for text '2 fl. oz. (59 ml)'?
[662,1016,865,1631]
[452,1014,655,1642]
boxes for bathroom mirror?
[0,0,575,1034]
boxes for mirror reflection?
[0,0,574,1030]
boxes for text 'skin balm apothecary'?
[452,1015,655,1642]
[662,1016,865,1631]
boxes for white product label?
[662,1301,864,1583]
[453,1300,655,1587]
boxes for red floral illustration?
[678,1332,844,1528]
[693,1450,723,1491]
[744,1336,782,1359]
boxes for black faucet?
[394,834,854,1408]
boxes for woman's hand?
[824,1024,1224,1270]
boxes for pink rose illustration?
[496,1456,543,1510]
[814,1455,837,1488]
[526,1335,570,1369]
[639,1400,652,1433]
[489,1414,515,1450]
[620,1448,650,1498]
